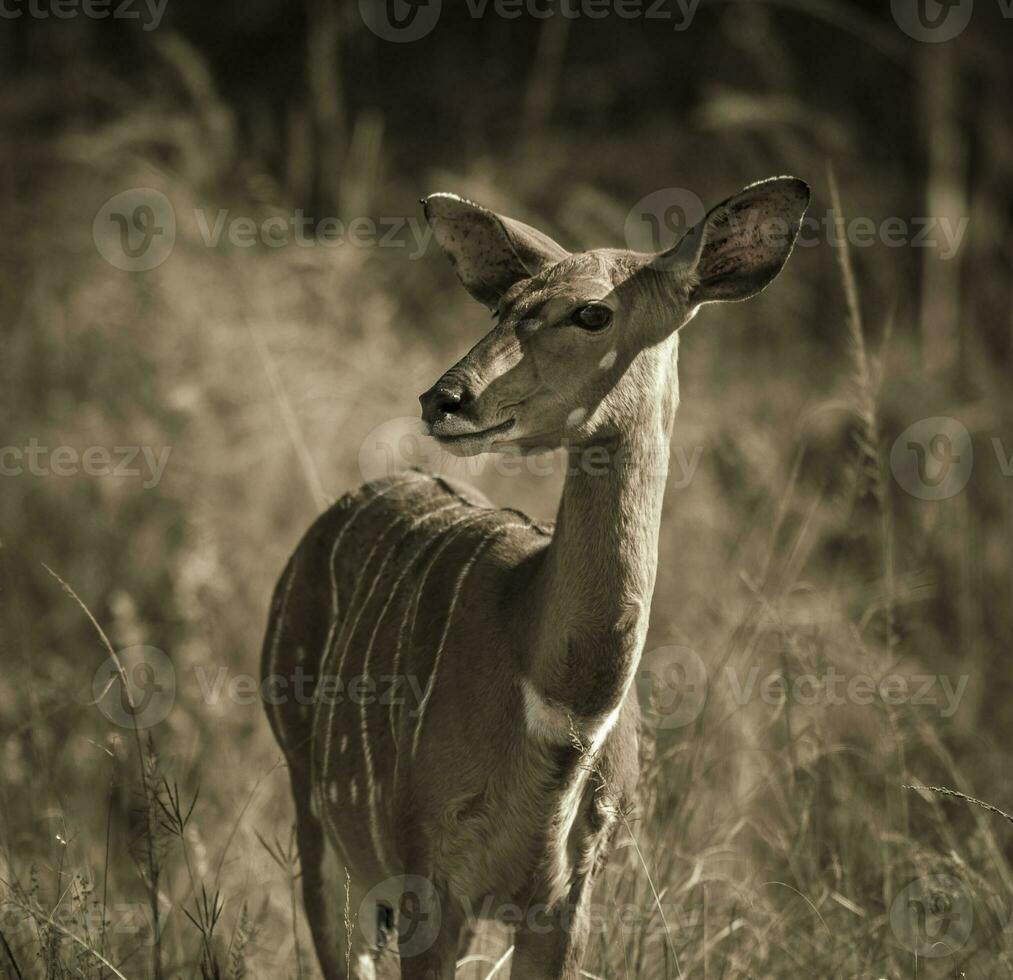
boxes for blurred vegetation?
[1,0,1012,976]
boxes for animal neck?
[525,338,680,731]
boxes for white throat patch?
[520,677,622,754]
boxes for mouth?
[430,418,516,446]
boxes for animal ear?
[423,194,569,308]
[659,177,810,305]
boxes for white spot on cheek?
[566,407,587,428]
[599,349,617,370]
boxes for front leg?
[396,881,464,980]
[510,874,596,980]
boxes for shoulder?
[307,469,552,555]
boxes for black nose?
[419,381,469,425]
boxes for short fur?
[261,177,810,979]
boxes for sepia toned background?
[2,0,1012,976]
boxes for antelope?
[261,175,810,979]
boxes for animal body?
[261,175,810,979]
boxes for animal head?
[419,177,810,456]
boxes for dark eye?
[572,303,613,332]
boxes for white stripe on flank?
[319,475,427,681]
[317,513,413,822]
[410,525,520,759]
[317,498,463,858]
[337,475,433,614]
[346,502,461,871]
[357,506,491,873]
[387,510,499,816]
[266,559,297,750]
[388,510,493,753]
[310,474,430,823]
[316,479,418,772]
[329,531,342,617]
